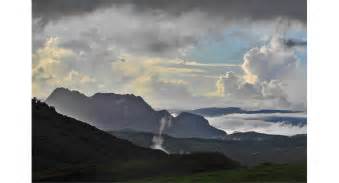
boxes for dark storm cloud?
[128,0,307,22]
[32,0,114,26]
[33,0,306,27]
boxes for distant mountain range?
[45,88,226,139]
[32,99,239,181]
[110,130,307,166]
[189,107,302,117]
[248,116,307,127]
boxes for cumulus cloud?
[214,72,260,99]
[242,36,306,108]
[242,37,299,83]
[261,80,286,98]
[211,35,306,110]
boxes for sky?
[32,0,307,110]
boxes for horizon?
[37,87,307,112]
[42,86,306,136]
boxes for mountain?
[253,116,307,126]
[32,99,239,181]
[110,130,307,166]
[45,87,226,139]
[189,107,302,117]
[163,112,227,138]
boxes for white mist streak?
[151,116,171,153]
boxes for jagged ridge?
[45,87,226,139]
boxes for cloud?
[34,8,217,58]
[32,1,306,111]
[215,72,242,97]
[64,70,96,84]
[261,80,286,99]
[242,37,299,83]
[209,36,306,110]
[109,55,219,109]
[111,55,205,80]
[206,112,307,136]
[33,0,306,27]
[242,36,306,108]
[213,71,261,100]
[32,37,99,98]
[33,0,306,59]
[32,35,306,110]
[31,38,221,108]
[32,37,75,82]
[133,75,192,103]
[32,0,114,27]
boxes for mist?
[206,112,306,136]
[151,116,172,153]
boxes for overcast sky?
[32,0,307,110]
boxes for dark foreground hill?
[110,130,306,166]
[32,99,239,181]
[127,163,307,183]
[45,87,226,139]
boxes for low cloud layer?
[206,112,307,136]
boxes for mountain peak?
[50,87,71,95]
[46,87,87,101]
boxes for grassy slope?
[128,163,306,183]
[111,130,306,166]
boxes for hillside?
[32,99,239,181]
[127,163,307,183]
[45,87,226,139]
[110,130,307,166]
